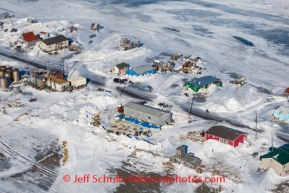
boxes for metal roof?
[277,106,289,115]
[188,76,221,87]
[22,32,39,42]
[261,144,289,165]
[116,63,129,68]
[42,35,67,46]
[67,75,86,82]
[124,102,170,117]
[207,125,246,141]
[130,65,154,75]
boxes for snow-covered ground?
[0,0,289,192]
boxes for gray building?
[123,102,172,126]
[169,145,202,169]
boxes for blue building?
[126,65,156,77]
[274,106,289,121]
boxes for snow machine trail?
[0,141,58,179]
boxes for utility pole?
[33,66,36,88]
[66,66,69,77]
[46,61,49,75]
[26,49,28,67]
[188,91,190,116]
[255,111,258,138]
[62,57,65,77]
[118,73,121,95]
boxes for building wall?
[282,162,289,175]
[261,158,284,175]
[39,40,68,52]
[233,134,247,147]
[69,78,86,87]
[46,81,69,91]
[123,106,171,125]
[112,66,119,74]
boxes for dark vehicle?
[113,78,124,84]
[252,152,258,158]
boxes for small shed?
[260,144,289,176]
[205,126,247,147]
[91,23,100,31]
[67,75,86,88]
[123,102,172,126]
[126,65,156,77]
[184,75,222,92]
[27,17,37,23]
[0,12,10,20]
[274,106,289,121]
[111,62,129,75]
[40,32,49,40]
[10,28,17,33]
[169,145,202,169]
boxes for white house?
[67,75,86,88]
[260,144,289,176]
[44,74,70,92]
[39,35,68,52]
[111,63,129,75]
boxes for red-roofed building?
[18,31,40,47]
[285,88,289,94]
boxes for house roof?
[206,125,246,141]
[47,74,68,85]
[130,65,155,75]
[124,102,171,117]
[116,63,129,68]
[67,75,86,82]
[187,76,221,88]
[285,88,289,93]
[42,35,68,46]
[276,106,289,115]
[22,32,39,42]
[261,144,289,165]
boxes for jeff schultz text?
[70,174,225,184]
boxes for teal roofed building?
[273,106,289,121]
[183,75,222,92]
[260,144,289,176]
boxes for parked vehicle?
[29,98,37,102]
[113,78,124,84]
[252,152,258,158]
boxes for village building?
[90,23,100,31]
[260,144,289,176]
[284,88,289,95]
[111,63,129,75]
[18,32,40,47]
[43,74,70,92]
[27,17,37,23]
[205,126,247,147]
[123,102,172,126]
[169,145,202,169]
[184,75,222,92]
[126,65,156,77]
[273,106,289,121]
[40,32,49,40]
[38,35,68,52]
[0,12,10,20]
[67,75,86,88]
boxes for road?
[1,49,288,142]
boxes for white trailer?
[67,75,86,88]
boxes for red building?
[285,88,289,94]
[205,126,247,147]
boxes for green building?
[184,75,223,92]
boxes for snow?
[0,0,289,192]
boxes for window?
[148,116,151,120]
[221,138,227,143]
[131,111,133,114]
[138,112,140,116]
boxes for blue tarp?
[134,120,141,124]
[119,116,159,129]
[125,117,135,122]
